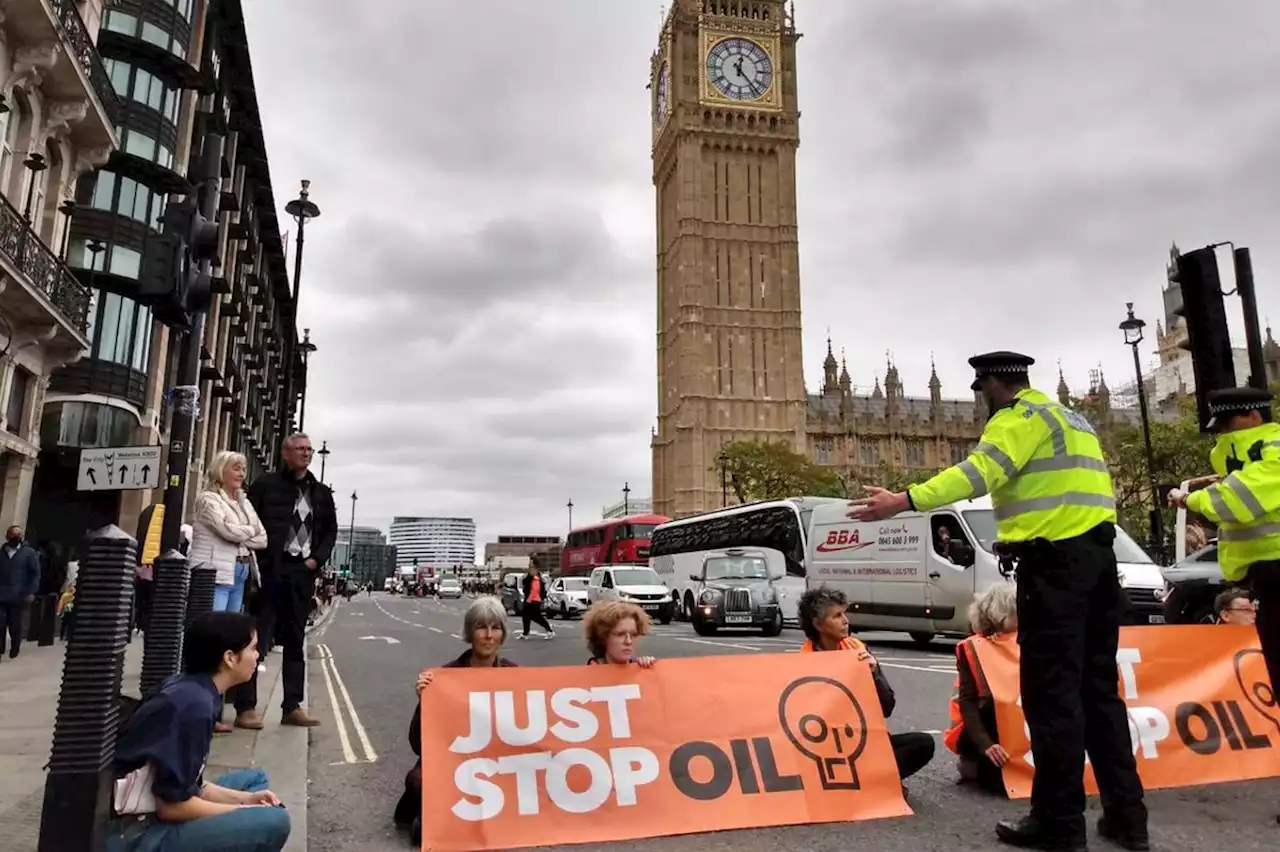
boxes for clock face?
[706,37,774,101]
[655,61,671,125]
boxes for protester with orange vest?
[797,586,936,789]
[944,581,1019,795]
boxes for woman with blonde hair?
[943,580,1018,795]
[189,451,267,617]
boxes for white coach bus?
[648,497,846,624]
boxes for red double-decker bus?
[560,514,670,576]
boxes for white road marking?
[427,626,444,634]
[358,635,401,644]
[672,636,763,651]
[315,644,357,764]
[373,598,424,628]
[318,643,378,763]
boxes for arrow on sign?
[87,468,97,485]
[358,636,401,645]
[140,464,151,483]
[119,465,129,482]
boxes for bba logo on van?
[816,529,875,553]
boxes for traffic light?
[136,194,220,329]
[1171,246,1236,431]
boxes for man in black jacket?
[233,433,337,728]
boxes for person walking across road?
[0,525,40,661]
[850,351,1147,851]
[518,557,555,640]
[232,433,337,729]
[1167,387,1280,823]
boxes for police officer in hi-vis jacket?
[850,351,1147,851]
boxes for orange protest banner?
[418,652,910,851]
[970,625,1280,799]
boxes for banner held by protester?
[971,625,1280,799]
[419,652,911,851]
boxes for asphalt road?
[306,593,1280,852]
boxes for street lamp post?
[22,153,47,224]
[317,440,330,484]
[1120,302,1164,560]
[567,499,574,532]
[58,199,75,259]
[718,450,728,507]
[622,482,630,516]
[297,328,317,431]
[347,491,358,576]
[285,181,320,433]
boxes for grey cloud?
[243,0,1280,547]
[317,209,632,307]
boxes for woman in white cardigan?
[188,450,267,615]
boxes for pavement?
[308,592,1280,852]
[0,600,335,852]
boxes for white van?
[586,564,675,624]
[806,495,1166,647]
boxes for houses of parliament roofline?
[806,338,1168,433]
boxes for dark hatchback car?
[1160,543,1230,624]
[690,550,783,637]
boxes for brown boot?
[234,710,265,730]
[281,708,321,727]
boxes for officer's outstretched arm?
[908,410,1042,512]
[1188,450,1280,524]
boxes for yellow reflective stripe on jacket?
[909,388,1115,542]
[1185,422,1280,581]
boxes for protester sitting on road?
[1215,588,1257,626]
[797,586,935,787]
[583,600,657,667]
[107,612,290,852]
[400,596,519,846]
[945,581,1018,795]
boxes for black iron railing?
[0,193,92,333]
[49,0,122,124]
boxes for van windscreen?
[963,508,1155,564]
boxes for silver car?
[547,576,590,619]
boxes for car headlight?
[1153,584,1170,603]
[699,589,721,604]
[760,586,777,603]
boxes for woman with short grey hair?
[946,580,1018,796]
[395,596,518,844]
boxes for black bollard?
[140,550,190,698]
[37,526,136,852]
[186,565,217,627]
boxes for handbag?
[113,764,157,816]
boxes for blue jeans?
[213,562,251,613]
[107,768,290,852]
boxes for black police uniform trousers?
[233,555,314,715]
[1015,522,1146,837]
[1247,559,1280,696]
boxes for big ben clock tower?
[650,0,808,519]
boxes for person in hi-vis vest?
[850,351,1147,852]
[945,581,1018,797]
[1167,386,1280,827]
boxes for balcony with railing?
[5,0,120,152]
[0,190,93,345]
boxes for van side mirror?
[689,574,702,582]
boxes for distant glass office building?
[389,517,476,567]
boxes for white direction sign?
[77,445,162,492]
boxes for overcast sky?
[241,0,1280,546]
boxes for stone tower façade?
[650,0,807,519]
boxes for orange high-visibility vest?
[943,637,989,754]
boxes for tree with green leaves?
[712,440,844,503]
